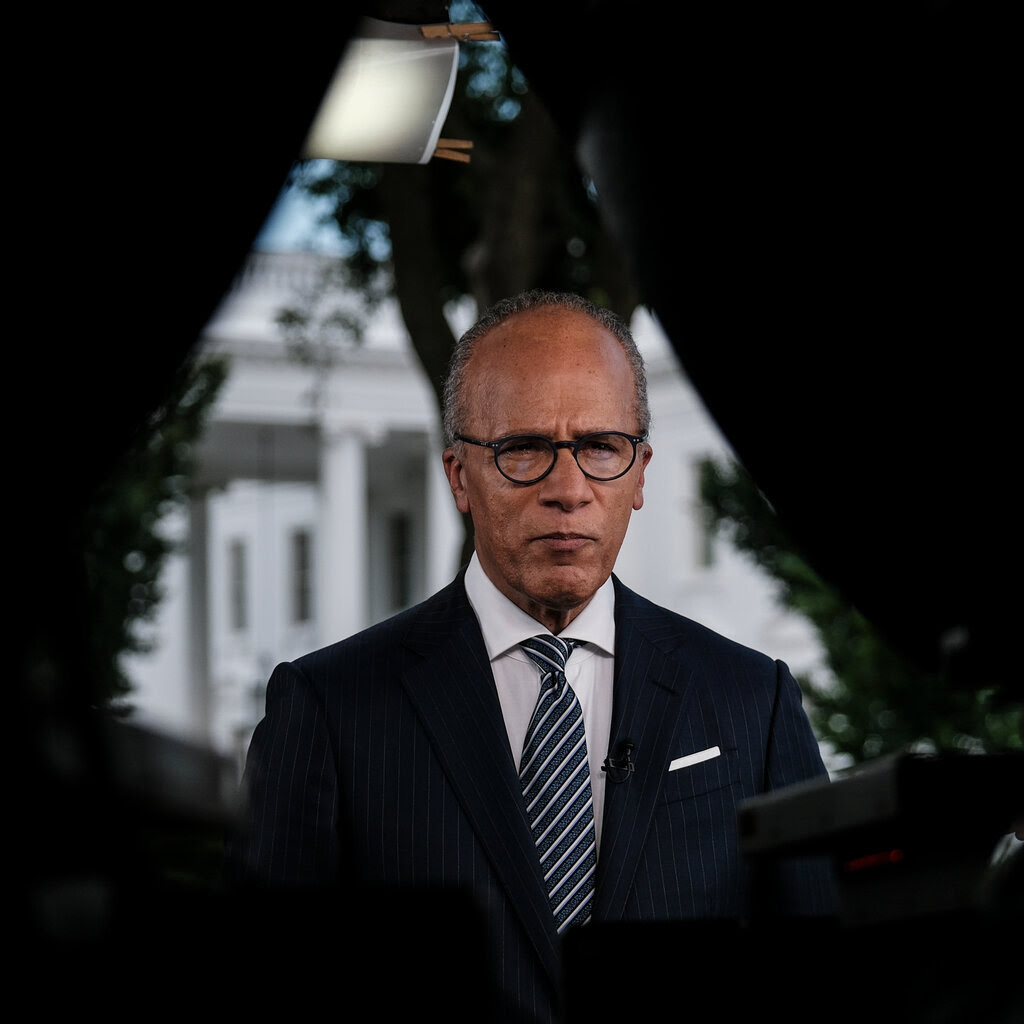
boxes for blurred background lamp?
[302,17,460,165]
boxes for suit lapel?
[595,578,696,919]
[398,577,562,983]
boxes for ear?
[632,444,652,511]
[443,447,471,515]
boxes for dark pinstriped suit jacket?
[226,570,836,1022]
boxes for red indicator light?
[843,848,905,872]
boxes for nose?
[538,445,592,508]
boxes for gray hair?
[441,290,650,447]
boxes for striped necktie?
[518,634,596,931]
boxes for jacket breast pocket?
[659,745,739,805]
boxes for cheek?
[468,484,524,545]
[488,501,527,548]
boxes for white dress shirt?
[464,553,615,852]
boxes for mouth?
[534,533,593,552]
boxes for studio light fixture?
[302,17,497,165]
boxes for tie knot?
[520,634,580,676]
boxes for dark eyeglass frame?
[454,431,649,484]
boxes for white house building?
[124,250,831,775]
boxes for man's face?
[443,306,652,633]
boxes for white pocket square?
[669,746,721,771]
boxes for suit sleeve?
[752,659,838,918]
[223,660,341,887]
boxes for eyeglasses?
[455,431,648,484]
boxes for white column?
[317,423,371,647]
[187,494,212,742]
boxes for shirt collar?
[464,552,616,661]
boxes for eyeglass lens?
[495,433,637,481]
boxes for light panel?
[302,17,460,165]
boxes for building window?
[291,528,313,623]
[388,512,411,610]
[229,538,248,631]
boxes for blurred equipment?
[739,751,1024,925]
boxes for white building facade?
[125,251,829,774]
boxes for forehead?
[463,307,635,429]
[472,306,624,369]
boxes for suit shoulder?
[612,575,780,670]
[290,572,471,673]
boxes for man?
[225,291,836,1021]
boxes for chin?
[531,569,602,611]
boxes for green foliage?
[81,356,229,712]
[698,456,1022,765]
[295,159,390,286]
